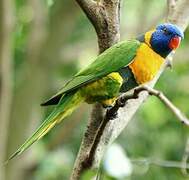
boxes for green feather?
[42,39,140,105]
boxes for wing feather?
[41,39,140,106]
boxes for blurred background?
[0,0,189,179]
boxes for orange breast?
[129,43,164,84]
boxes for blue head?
[149,23,184,57]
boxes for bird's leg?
[101,98,118,120]
[101,98,116,108]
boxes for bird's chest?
[129,43,164,84]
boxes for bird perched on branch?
[8,23,184,161]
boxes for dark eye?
[162,27,171,35]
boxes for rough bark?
[71,0,189,179]
[71,1,121,179]
[0,0,14,180]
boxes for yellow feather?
[144,29,155,47]
[129,43,164,84]
[101,97,117,107]
[37,121,57,140]
[107,72,123,84]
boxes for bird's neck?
[136,33,171,58]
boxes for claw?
[106,109,118,120]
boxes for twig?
[131,157,189,170]
[130,86,189,126]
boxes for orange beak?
[168,36,181,50]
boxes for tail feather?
[7,91,84,162]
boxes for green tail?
[7,90,84,162]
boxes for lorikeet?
[8,23,184,161]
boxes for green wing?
[41,39,141,106]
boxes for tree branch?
[76,0,120,52]
[71,1,121,179]
[167,0,189,29]
[167,0,177,20]
[75,0,98,26]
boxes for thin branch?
[131,158,189,170]
[131,86,189,126]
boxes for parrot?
[7,23,184,161]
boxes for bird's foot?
[106,109,118,120]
